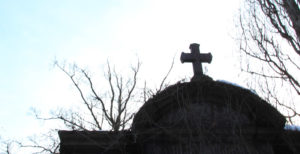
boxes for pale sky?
[0,0,242,148]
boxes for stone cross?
[180,43,212,80]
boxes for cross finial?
[180,43,212,81]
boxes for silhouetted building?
[59,76,300,154]
[59,44,300,154]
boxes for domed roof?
[132,76,285,133]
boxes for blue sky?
[0,0,242,147]
[0,0,147,137]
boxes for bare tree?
[41,61,141,131]
[16,130,59,154]
[17,58,176,153]
[238,0,300,123]
[15,61,141,154]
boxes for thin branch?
[107,61,115,125]
[157,56,175,93]
[80,69,104,130]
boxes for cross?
[180,43,212,80]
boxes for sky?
[0,0,243,151]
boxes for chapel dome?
[131,76,285,141]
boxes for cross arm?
[180,52,194,63]
[200,53,212,63]
[180,52,212,63]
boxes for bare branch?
[17,131,60,154]
[55,63,103,130]
[80,69,103,130]
[107,61,115,125]
[157,56,175,93]
[238,0,300,122]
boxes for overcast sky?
[0,0,242,146]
